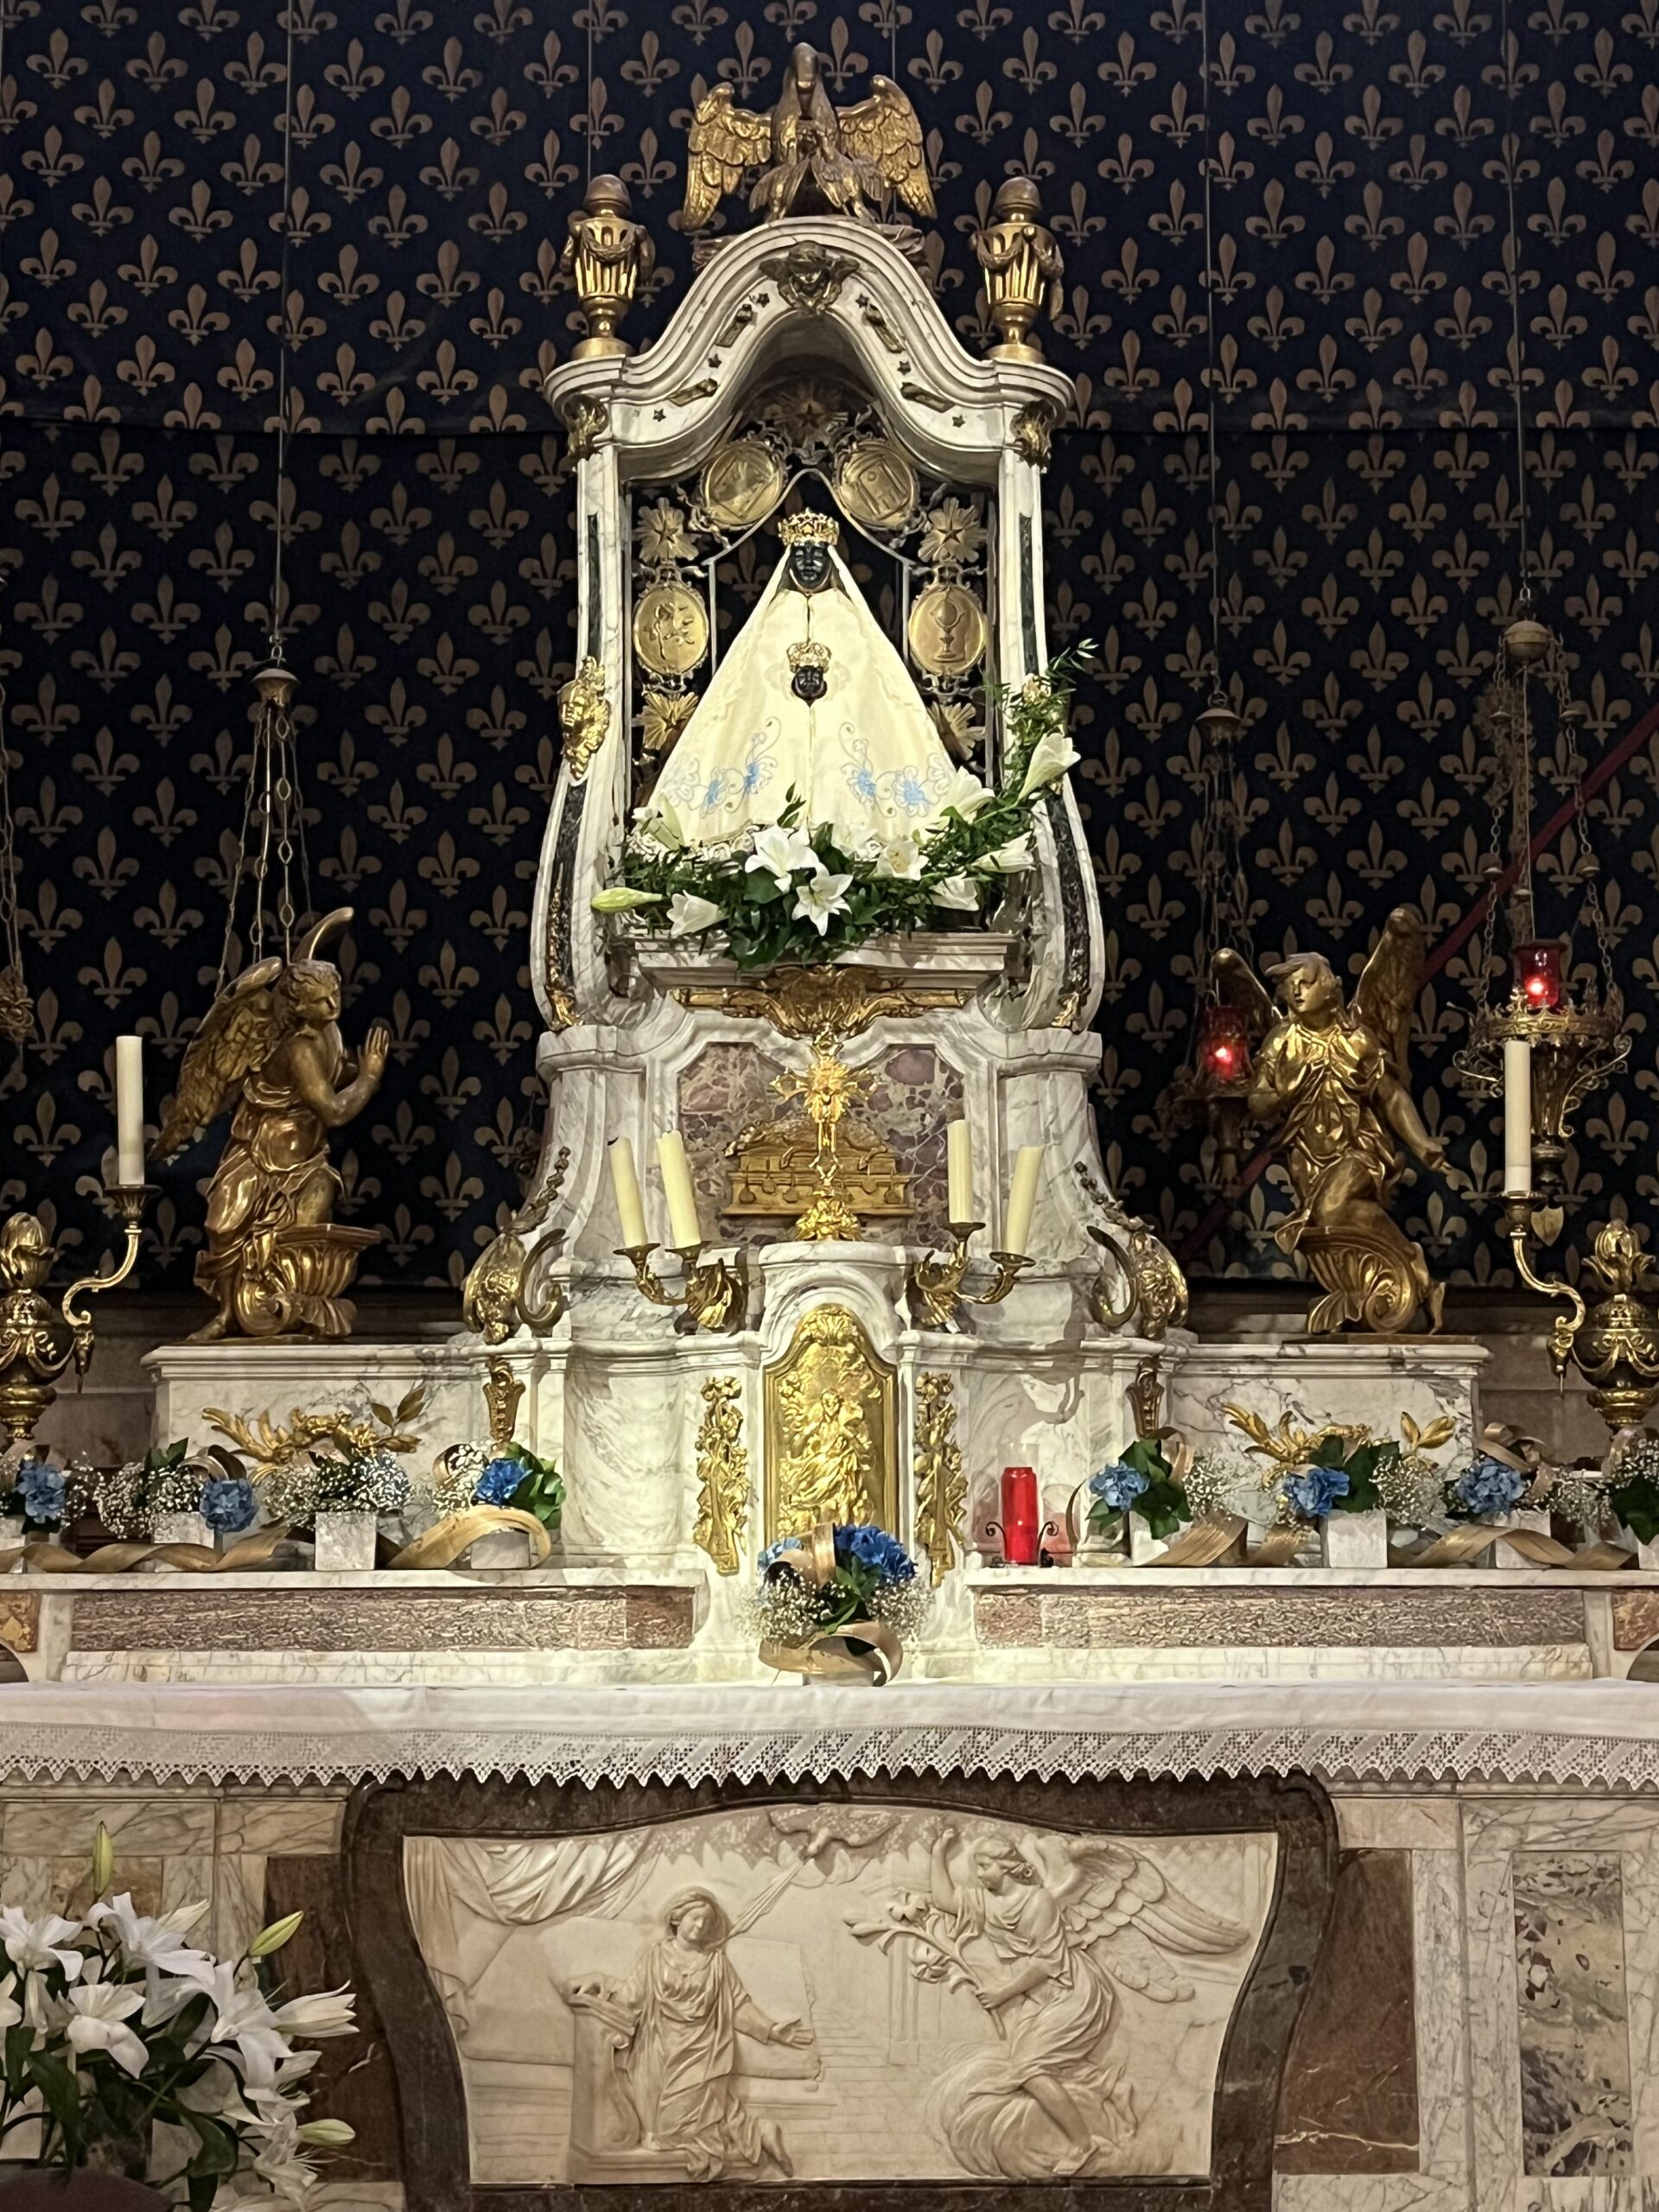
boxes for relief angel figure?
[849,1827,1249,2181]
[1215,906,1446,1335]
[567,1889,812,2182]
[681,43,933,229]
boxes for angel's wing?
[837,77,934,217]
[155,960,283,1160]
[1211,947,1274,1042]
[1022,1834,1249,2001]
[1351,906,1427,1077]
[683,85,772,230]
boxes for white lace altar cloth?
[3,1681,1659,1791]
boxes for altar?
[2,16,1657,2212]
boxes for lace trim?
[1,1719,1657,1791]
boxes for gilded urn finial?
[973,175,1065,362]
[562,174,654,361]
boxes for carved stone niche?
[344,1769,1334,2212]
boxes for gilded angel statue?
[849,1826,1250,2180]
[681,44,933,230]
[1215,907,1446,1335]
[156,909,388,1343]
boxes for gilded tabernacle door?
[345,1770,1332,2211]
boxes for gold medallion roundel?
[907,582,988,679]
[632,584,709,679]
[834,438,918,531]
[699,439,785,531]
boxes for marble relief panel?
[677,1041,960,1249]
[404,1807,1275,2187]
[1513,1853,1634,2179]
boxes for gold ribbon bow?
[1395,1424,1586,1569]
[757,1522,904,1686]
[0,1527,289,1575]
[386,1506,552,1572]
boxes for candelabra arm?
[60,1185,150,1339]
[619,1243,748,1333]
[1503,1195,1586,1392]
[974,1251,1034,1307]
[620,1243,678,1308]
[906,1224,1032,1327]
[1086,1223,1138,1332]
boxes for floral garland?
[751,1523,931,1645]
[593,652,1088,971]
[1089,1436,1193,1541]
[430,1439,565,1532]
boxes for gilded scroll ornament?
[0,1198,147,1445]
[973,175,1065,361]
[461,1229,566,1345]
[1011,404,1054,467]
[693,1375,749,1575]
[560,174,654,360]
[675,965,969,1043]
[1088,1218,1190,1341]
[641,687,699,755]
[1215,908,1447,1336]
[156,909,385,1344]
[913,1371,965,1587]
[558,656,610,779]
[681,45,932,230]
[760,243,860,316]
[766,1306,896,1540]
[561,396,609,461]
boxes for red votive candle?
[1512,939,1563,1012]
[1001,1465,1039,1565]
[1199,1001,1251,1085]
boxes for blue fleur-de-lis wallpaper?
[1,0,1656,1297]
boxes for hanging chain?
[0,0,31,1045]
[1199,0,1224,696]
[1497,0,1532,605]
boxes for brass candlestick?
[1505,1198,1659,1434]
[0,1186,151,1444]
[619,1242,748,1334]
[908,1221,1033,1331]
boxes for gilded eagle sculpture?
[156,908,387,1343]
[681,44,933,231]
[1215,908,1446,1337]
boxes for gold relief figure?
[973,176,1065,361]
[766,1306,896,1538]
[560,174,655,359]
[907,581,988,681]
[559,657,610,779]
[681,44,933,230]
[156,910,387,1343]
[1216,908,1446,1336]
[694,1376,749,1575]
[698,440,786,532]
[632,584,709,681]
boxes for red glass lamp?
[1512,940,1563,1013]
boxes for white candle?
[1003,1144,1045,1256]
[946,1118,975,1225]
[1503,1036,1533,1198]
[657,1130,703,1250]
[115,1034,144,1187]
[609,1137,648,1249]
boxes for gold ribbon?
[759,1522,904,1686]
[1394,1425,1581,1567]
[387,1507,551,1571]
[1150,1512,1249,1567]
[0,1527,289,1575]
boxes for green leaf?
[4,2022,32,2096]
[1122,1436,1172,1483]
[183,2111,239,2179]
[27,2047,82,2164]
[1611,1474,1659,1545]
[1086,1502,1124,1538]
[1138,1476,1192,1541]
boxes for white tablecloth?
[2,1679,1659,1789]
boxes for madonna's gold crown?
[787,639,831,671]
[779,511,839,547]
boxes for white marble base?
[1130,1511,1173,1565]
[152,1511,211,1551]
[1168,1329,1486,1468]
[1321,1510,1389,1568]
[1490,1506,1551,1570]
[468,1529,533,1570]
[313,1513,378,1573]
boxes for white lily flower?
[1015,728,1080,800]
[296,2119,355,2147]
[64,1970,149,2078]
[873,834,925,882]
[244,2110,323,2209]
[934,766,993,824]
[23,1970,61,2040]
[175,2056,257,2124]
[0,1972,25,2041]
[86,1892,213,1980]
[791,867,854,936]
[268,1987,357,2044]
[0,1908,85,1982]
[745,823,817,885]
[589,886,663,914]
[974,833,1033,874]
[633,798,685,851]
[667,891,723,938]
[931,874,982,912]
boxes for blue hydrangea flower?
[475,1457,526,1508]
[1454,1454,1528,1520]
[17,1462,65,1527]
[835,1522,916,1586]
[200,1477,256,1535]
[1285,1465,1350,1521]
[1090,1462,1149,1513]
